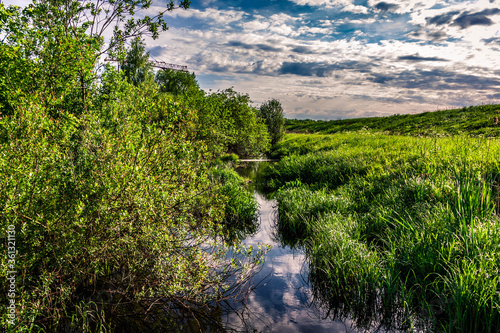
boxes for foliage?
[0,1,100,118]
[195,88,270,158]
[121,36,154,86]
[264,133,500,332]
[259,99,285,146]
[155,69,200,96]
[209,166,258,241]
[0,70,263,331]
[286,104,500,137]
[0,1,268,331]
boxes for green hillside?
[286,104,500,136]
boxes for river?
[226,162,357,332]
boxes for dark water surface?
[226,163,357,332]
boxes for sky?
[5,0,500,119]
[146,0,500,119]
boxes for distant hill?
[286,104,500,136]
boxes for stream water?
[226,162,357,333]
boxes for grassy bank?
[286,104,500,137]
[263,133,500,332]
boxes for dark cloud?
[426,11,460,26]
[353,94,429,105]
[369,69,500,91]
[226,40,254,49]
[370,74,392,84]
[427,30,448,41]
[256,43,284,52]
[427,8,500,29]
[408,28,448,41]
[452,8,500,29]
[397,55,448,62]
[226,40,283,52]
[482,37,500,45]
[148,45,169,57]
[487,93,500,100]
[278,61,374,77]
[279,62,333,77]
[374,2,400,12]
[290,45,316,54]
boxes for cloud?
[452,8,500,29]
[288,0,350,8]
[482,37,500,44]
[408,27,448,41]
[369,68,500,91]
[226,41,284,52]
[278,61,374,77]
[290,45,317,54]
[374,2,400,12]
[288,0,369,13]
[426,11,460,26]
[279,62,334,77]
[426,8,500,29]
[148,45,169,57]
[341,4,369,14]
[156,1,500,120]
[164,7,246,24]
[397,54,448,62]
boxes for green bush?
[210,166,258,241]
[0,76,261,331]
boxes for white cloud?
[163,7,246,24]
[289,0,370,13]
[242,17,271,31]
[341,4,369,14]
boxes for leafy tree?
[197,88,270,157]
[0,1,100,117]
[155,68,200,96]
[121,36,154,86]
[260,98,286,145]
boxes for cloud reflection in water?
[226,193,356,333]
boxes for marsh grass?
[266,133,500,332]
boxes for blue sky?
[7,0,500,119]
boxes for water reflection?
[228,162,356,332]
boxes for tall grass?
[266,133,500,332]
